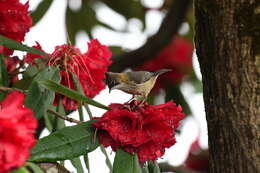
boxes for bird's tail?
[153,69,172,76]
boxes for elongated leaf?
[141,165,149,173]
[100,146,113,172]
[39,80,110,110]
[0,35,47,55]
[25,67,60,119]
[37,163,71,173]
[11,167,30,173]
[29,120,99,162]
[66,1,116,44]
[26,162,45,173]
[148,161,160,173]
[83,154,90,173]
[113,149,142,173]
[71,157,84,173]
[54,100,66,131]
[31,0,53,25]
[0,54,8,101]
[0,54,8,86]
[100,0,146,27]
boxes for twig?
[47,109,81,124]
[84,104,93,119]
[0,86,24,92]
[109,0,192,72]
[38,163,71,173]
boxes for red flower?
[184,138,209,172]
[24,42,46,65]
[137,37,193,89]
[0,91,37,173]
[93,101,184,163]
[0,0,32,56]
[49,39,111,110]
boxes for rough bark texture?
[194,0,260,173]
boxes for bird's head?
[105,72,121,93]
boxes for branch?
[109,0,192,72]
[38,163,71,173]
[0,86,24,92]
[47,109,81,124]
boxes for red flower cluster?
[93,101,184,163]
[184,138,209,172]
[24,42,45,65]
[137,37,193,89]
[0,91,37,173]
[0,0,32,56]
[25,39,112,110]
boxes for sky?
[19,0,208,172]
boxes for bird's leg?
[138,95,147,106]
[127,94,135,103]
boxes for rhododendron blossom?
[137,37,193,89]
[24,41,46,65]
[93,100,184,163]
[0,0,32,56]
[25,39,112,110]
[0,91,37,173]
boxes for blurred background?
[19,0,208,172]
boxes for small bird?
[105,69,171,103]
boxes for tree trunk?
[194,0,260,172]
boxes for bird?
[105,69,171,103]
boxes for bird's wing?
[125,71,153,84]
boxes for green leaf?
[53,100,66,132]
[39,80,110,110]
[29,120,99,162]
[0,35,47,56]
[44,106,56,132]
[11,167,30,173]
[147,161,160,173]
[0,54,9,86]
[13,76,34,90]
[26,162,45,173]
[100,0,146,28]
[65,1,116,44]
[141,165,149,173]
[100,146,113,172]
[25,67,60,119]
[31,0,53,26]
[0,54,8,101]
[113,149,142,173]
[83,154,91,173]
[109,46,123,55]
[71,157,84,173]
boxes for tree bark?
[194,0,260,173]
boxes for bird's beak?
[109,88,111,93]
[155,69,172,76]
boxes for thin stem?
[47,109,81,124]
[0,86,24,92]
[78,103,84,121]
[84,104,93,119]
[84,104,111,172]
[100,146,113,172]
[83,154,91,173]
